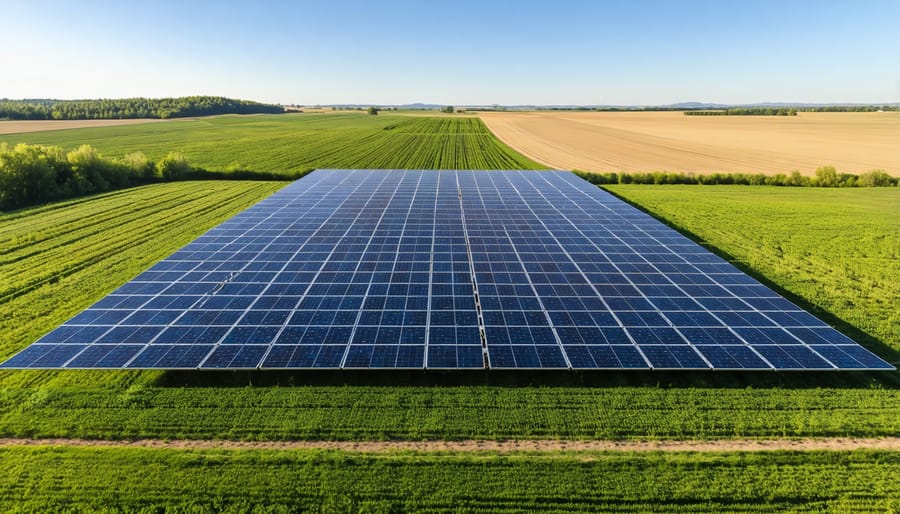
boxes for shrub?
[155,152,191,180]
[858,169,894,187]
[121,152,156,180]
[814,166,839,187]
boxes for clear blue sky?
[3,0,898,105]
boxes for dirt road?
[3,437,898,453]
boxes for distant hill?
[0,96,285,121]
[322,101,899,112]
[328,103,445,110]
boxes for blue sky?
[3,0,898,105]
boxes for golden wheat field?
[479,111,900,175]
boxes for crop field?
[0,113,545,172]
[2,447,898,512]
[480,111,900,175]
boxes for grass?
[1,380,898,441]
[0,182,898,442]
[0,113,545,172]
[1,446,897,512]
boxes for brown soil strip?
[479,111,900,176]
[1,437,898,453]
[0,118,185,135]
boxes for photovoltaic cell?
[2,170,892,371]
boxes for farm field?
[0,113,544,172]
[479,111,900,175]
[2,446,898,512]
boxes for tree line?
[799,105,899,112]
[684,108,798,116]
[0,143,304,211]
[0,96,284,120]
[573,168,898,187]
[684,105,898,116]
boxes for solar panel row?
[2,169,893,371]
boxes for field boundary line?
[2,437,899,453]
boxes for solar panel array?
[2,170,892,371]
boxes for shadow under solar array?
[3,170,893,371]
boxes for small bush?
[858,169,894,187]
[814,166,839,187]
[121,152,155,180]
[155,152,191,180]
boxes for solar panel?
[2,170,893,371]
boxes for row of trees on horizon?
[684,108,798,116]
[0,96,285,120]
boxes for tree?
[367,106,379,115]
[0,144,65,208]
[441,106,454,113]
[67,145,108,193]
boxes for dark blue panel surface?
[2,169,892,372]
[1,344,87,368]
[67,344,145,368]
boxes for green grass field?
[2,447,897,512]
[0,113,545,172]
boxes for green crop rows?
[1,447,897,512]
[1,113,545,172]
